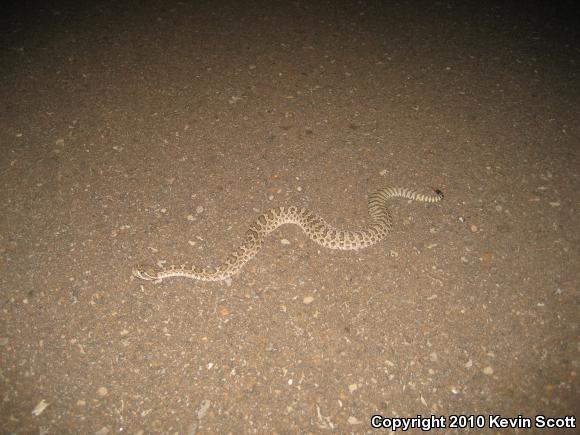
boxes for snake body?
[133,187,443,282]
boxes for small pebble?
[196,206,204,214]
[196,399,211,420]
[481,252,493,263]
[32,400,49,416]
[303,296,314,304]
[482,366,494,375]
[97,387,108,396]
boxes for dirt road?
[1,1,578,433]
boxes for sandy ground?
[1,0,579,433]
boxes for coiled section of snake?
[132,187,443,282]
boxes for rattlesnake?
[133,186,443,282]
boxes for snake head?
[132,265,162,282]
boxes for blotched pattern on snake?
[132,187,443,282]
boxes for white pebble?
[196,399,211,419]
[32,400,49,416]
